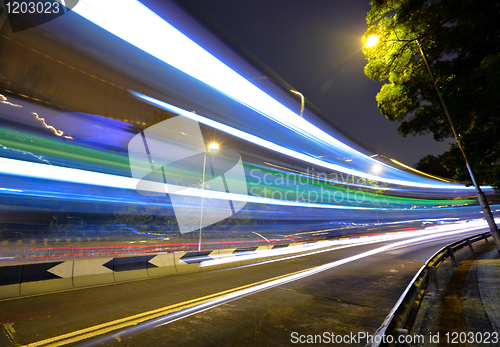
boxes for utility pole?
[416,39,500,254]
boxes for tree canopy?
[362,0,500,189]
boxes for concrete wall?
[0,241,332,300]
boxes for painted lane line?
[23,267,313,347]
[23,227,481,347]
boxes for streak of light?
[28,238,294,252]
[262,161,391,190]
[43,226,489,346]
[0,94,22,107]
[252,232,270,242]
[71,1,363,156]
[389,158,451,182]
[0,187,23,192]
[0,142,52,165]
[0,157,404,211]
[133,93,473,191]
[200,218,493,268]
[33,112,74,139]
[70,1,476,190]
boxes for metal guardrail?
[368,231,492,347]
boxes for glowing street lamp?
[208,142,219,152]
[365,35,379,48]
[372,164,382,174]
[199,142,219,251]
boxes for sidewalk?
[413,244,500,346]
[478,248,500,335]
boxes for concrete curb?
[0,241,336,300]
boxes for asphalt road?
[0,229,487,347]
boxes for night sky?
[174,0,452,167]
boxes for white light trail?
[70,0,477,190]
[134,94,474,190]
[0,157,383,210]
[201,219,492,267]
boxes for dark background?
[172,0,452,167]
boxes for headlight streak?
[70,226,490,347]
[245,162,474,208]
[200,218,493,268]
[2,2,496,253]
[69,1,479,191]
[0,157,402,211]
[70,1,364,156]
[0,155,483,216]
[133,93,474,191]
[0,187,23,193]
[262,161,392,191]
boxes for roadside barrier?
[368,232,492,347]
[0,229,443,301]
[0,241,333,300]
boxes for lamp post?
[365,35,500,254]
[290,89,304,117]
[198,142,219,251]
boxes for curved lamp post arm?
[290,90,304,117]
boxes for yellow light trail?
[389,158,451,182]
[33,112,73,139]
